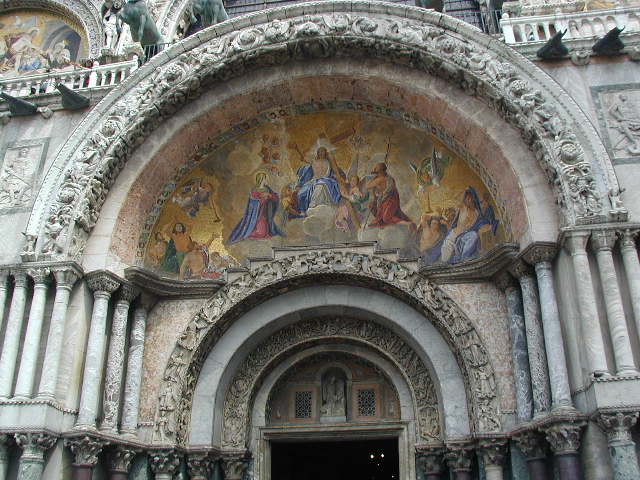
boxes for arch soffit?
[26,1,623,262]
[154,252,499,448]
[0,0,104,57]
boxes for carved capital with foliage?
[416,447,445,475]
[26,267,51,285]
[15,433,57,460]
[595,410,640,444]
[187,453,214,480]
[86,271,121,296]
[149,449,181,475]
[618,229,640,250]
[513,430,547,460]
[590,229,618,252]
[221,452,249,480]
[445,444,474,472]
[543,421,585,455]
[65,436,107,466]
[521,242,558,266]
[107,446,137,473]
[477,438,508,466]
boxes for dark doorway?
[271,438,399,480]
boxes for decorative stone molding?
[107,446,137,473]
[116,282,140,304]
[153,252,501,446]
[445,444,475,472]
[26,267,51,285]
[220,317,440,448]
[25,1,621,261]
[149,450,181,475]
[513,430,547,460]
[51,263,83,288]
[85,271,121,295]
[15,432,57,457]
[65,435,107,466]
[125,266,224,298]
[187,453,214,479]
[595,411,640,444]
[590,229,618,252]
[220,453,249,480]
[476,438,508,466]
[416,447,445,475]
[543,421,585,455]
[520,242,558,266]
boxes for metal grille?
[357,389,376,417]
[294,391,313,418]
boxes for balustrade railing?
[501,6,640,44]
[0,60,139,98]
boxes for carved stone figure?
[190,0,229,29]
[608,93,640,156]
[320,371,346,418]
[116,0,164,47]
[536,30,569,59]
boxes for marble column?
[445,446,474,480]
[15,433,57,480]
[416,448,445,480]
[564,231,610,376]
[513,430,549,480]
[510,260,551,417]
[188,454,214,480]
[591,230,638,375]
[149,450,181,480]
[65,436,106,480]
[14,268,51,399]
[100,283,139,433]
[523,245,573,410]
[0,271,29,397]
[477,439,507,480]
[0,435,9,480]
[121,292,155,435]
[107,446,137,480]
[495,272,533,422]
[595,411,640,480]
[37,266,81,400]
[75,271,120,429]
[544,421,585,480]
[0,271,9,332]
[619,230,640,344]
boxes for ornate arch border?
[154,251,501,446]
[25,1,623,261]
[1,0,104,57]
[220,318,441,449]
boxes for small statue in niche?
[320,371,346,418]
[116,0,164,48]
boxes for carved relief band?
[0,138,49,213]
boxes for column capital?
[590,229,618,252]
[494,271,517,292]
[26,267,51,285]
[618,229,639,249]
[416,447,445,475]
[65,435,107,466]
[445,444,474,472]
[107,445,138,473]
[15,432,57,458]
[220,452,250,480]
[476,438,508,466]
[543,421,585,455]
[86,271,120,295]
[149,449,181,475]
[117,282,140,304]
[595,410,640,444]
[187,453,214,479]
[562,230,591,255]
[11,270,28,287]
[513,430,547,460]
[509,259,534,280]
[51,265,81,289]
[521,242,558,266]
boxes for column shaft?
[0,272,9,333]
[484,465,503,480]
[15,269,50,398]
[527,459,548,480]
[596,411,640,480]
[555,454,582,480]
[15,433,56,480]
[619,231,640,344]
[565,233,609,376]
[0,435,9,480]
[534,261,572,408]
[592,231,637,375]
[37,268,78,399]
[518,272,551,416]
[0,272,29,397]
[504,284,533,421]
[121,304,148,433]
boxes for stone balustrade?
[500,6,640,44]
[0,60,139,98]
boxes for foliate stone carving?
[15,433,57,457]
[544,422,585,454]
[521,243,558,266]
[86,271,121,295]
[108,446,137,473]
[31,4,617,262]
[65,436,106,466]
[416,448,445,475]
[117,282,140,304]
[52,266,81,289]
[221,453,248,480]
[618,229,639,250]
[508,259,533,280]
[445,445,474,472]
[149,450,181,475]
[154,252,500,446]
[221,316,440,448]
[477,438,508,466]
[187,454,213,479]
[26,267,51,285]
[595,411,640,444]
[513,430,547,460]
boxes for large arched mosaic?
[220,317,441,449]
[24,2,625,262]
[154,252,500,446]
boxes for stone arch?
[24,1,624,262]
[154,251,499,447]
[0,0,104,57]
[219,317,441,449]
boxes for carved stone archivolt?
[25,1,621,261]
[222,319,439,448]
[153,251,501,446]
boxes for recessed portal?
[271,438,399,480]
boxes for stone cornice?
[125,266,225,298]
[558,223,640,247]
[0,261,83,278]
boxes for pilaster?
[65,435,107,480]
[149,450,181,480]
[15,433,57,480]
[595,410,640,480]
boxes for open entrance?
[271,438,400,480]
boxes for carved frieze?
[593,84,640,164]
[153,252,501,446]
[0,138,49,213]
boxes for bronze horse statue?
[115,0,163,47]
[190,0,229,28]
